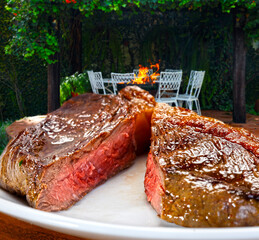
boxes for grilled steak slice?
[145,103,259,227]
[0,86,155,211]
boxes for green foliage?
[0,55,47,120]
[1,0,258,120]
[82,13,125,75]
[5,0,69,64]
[0,120,12,154]
[4,0,258,64]
[246,103,259,115]
[246,46,259,106]
[0,1,47,121]
[60,72,91,105]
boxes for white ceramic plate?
[0,155,259,240]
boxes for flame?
[131,62,160,84]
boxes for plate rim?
[1,197,259,240]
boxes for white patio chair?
[111,73,134,94]
[155,71,182,106]
[87,70,107,94]
[177,70,205,115]
[87,70,95,93]
[133,69,153,77]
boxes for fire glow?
[131,62,160,84]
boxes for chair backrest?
[94,72,106,94]
[157,71,182,99]
[87,70,106,94]
[165,69,182,73]
[185,70,205,98]
[133,69,153,77]
[111,73,134,94]
[87,70,97,93]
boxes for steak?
[145,103,259,227]
[0,86,155,211]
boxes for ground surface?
[202,110,259,136]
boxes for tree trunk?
[48,52,60,113]
[69,9,82,74]
[233,9,247,123]
[48,17,60,113]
